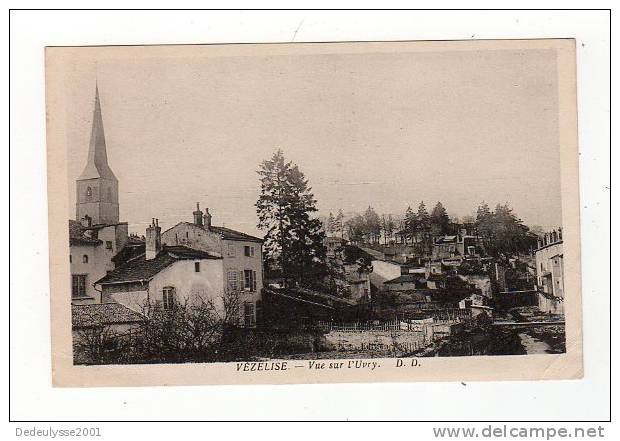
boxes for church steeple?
[78,84,117,180]
[75,85,120,225]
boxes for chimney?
[80,214,92,228]
[204,208,212,229]
[193,202,203,226]
[145,218,161,260]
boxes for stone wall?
[324,330,432,354]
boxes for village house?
[325,236,347,258]
[71,302,147,364]
[72,303,146,336]
[339,244,373,303]
[457,273,492,298]
[382,274,426,292]
[69,86,129,304]
[95,219,235,320]
[535,228,564,314]
[69,86,264,328]
[394,228,427,246]
[458,293,494,318]
[160,203,264,326]
[432,230,480,260]
[324,237,373,303]
[370,258,403,289]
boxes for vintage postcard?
[46,39,581,387]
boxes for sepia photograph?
[45,39,582,386]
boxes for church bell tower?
[75,85,119,226]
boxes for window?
[244,302,256,327]
[105,241,113,250]
[82,254,89,264]
[72,274,87,298]
[244,245,255,257]
[227,243,236,257]
[162,287,175,310]
[69,254,72,263]
[194,262,200,272]
[86,186,92,201]
[227,270,239,291]
[244,270,257,291]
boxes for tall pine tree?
[363,206,381,244]
[256,150,326,286]
[430,201,450,235]
[403,206,416,243]
[326,212,336,234]
[417,201,432,253]
[334,209,344,238]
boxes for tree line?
[326,201,452,246]
[255,150,539,286]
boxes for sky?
[64,44,562,237]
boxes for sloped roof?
[435,235,457,244]
[72,303,146,328]
[384,274,426,285]
[127,235,145,245]
[165,245,221,259]
[208,226,263,242]
[292,286,357,306]
[263,288,336,311]
[68,220,102,246]
[537,290,563,301]
[111,242,145,266]
[96,245,221,285]
[263,286,356,308]
[163,222,263,243]
[379,289,431,303]
[342,245,374,265]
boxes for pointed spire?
[78,84,117,180]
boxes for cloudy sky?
[63,43,562,237]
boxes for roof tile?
[96,245,221,285]
[72,303,146,328]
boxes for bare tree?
[74,325,119,364]
[135,290,243,362]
